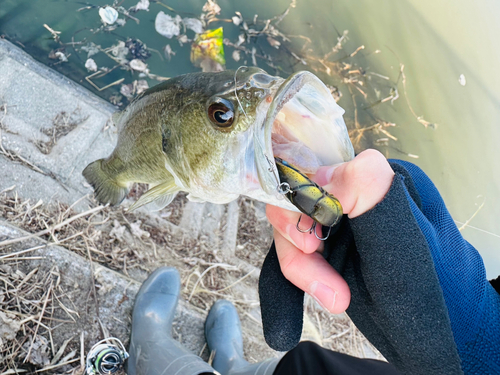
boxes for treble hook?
[296,215,333,241]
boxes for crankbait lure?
[275,157,343,240]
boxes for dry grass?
[33,108,89,155]
[0,262,83,374]
[235,198,272,268]
[0,185,384,372]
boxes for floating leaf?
[155,11,182,39]
[85,58,98,72]
[99,6,118,25]
[183,18,204,34]
[190,27,226,71]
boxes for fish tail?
[82,159,129,206]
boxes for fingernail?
[309,281,337,313]
[313,164,341,186]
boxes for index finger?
[274,229,351,313]
[266,204,321,254]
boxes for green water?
[1,0,499,277]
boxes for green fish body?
[83,68,354,212]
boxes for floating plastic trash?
[132,0,150,12]
[99,6,119,25]
[155,12,182,38]
[183,18,204,34]
[85,58,98,72]
[190,27,226,71]
[129,59,148,71]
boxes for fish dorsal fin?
[128,180,179,212]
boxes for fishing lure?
[85,338,129,375]
[275,157,343,240]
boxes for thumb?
[313,163,344,187]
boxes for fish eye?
[207,98,235,128]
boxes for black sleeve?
[259,163,463,375]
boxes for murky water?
[1,0,499,277]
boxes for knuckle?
[278,251,301,280]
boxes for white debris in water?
[236,33,245,46]
[183,18,204,34]
[132,0,150,11]
[232,12,243,26]
[85,58,98,72]
[178,35,190,46]
[202,0,221,16]
[232,50,241,62]
[81,42,100,58]
[459,74,466,86]
[199,58,224,73]
[232,16,242,25]
[121,80,149,98]
[136,80,149,94]
[251,47,257,66]
[109,41,129,64]
[55,51,68,62]
[129,59,148,71]
[99,6,119,25]
[155,12,182,38]
[164,44,175,60]
[120,84,134,98]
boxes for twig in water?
[458,198,486,232]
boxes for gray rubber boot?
[127,267,215,375]
[205,300,279,375]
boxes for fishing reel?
[85,338,129,375]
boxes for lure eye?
[208,99,235,128]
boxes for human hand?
[266,149,394,313]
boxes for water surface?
[1,0,498,276]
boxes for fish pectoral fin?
[128,180,179,212]
[144,190,178,211]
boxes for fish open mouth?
[255,71,354,196]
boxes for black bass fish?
[83,67,354,212]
